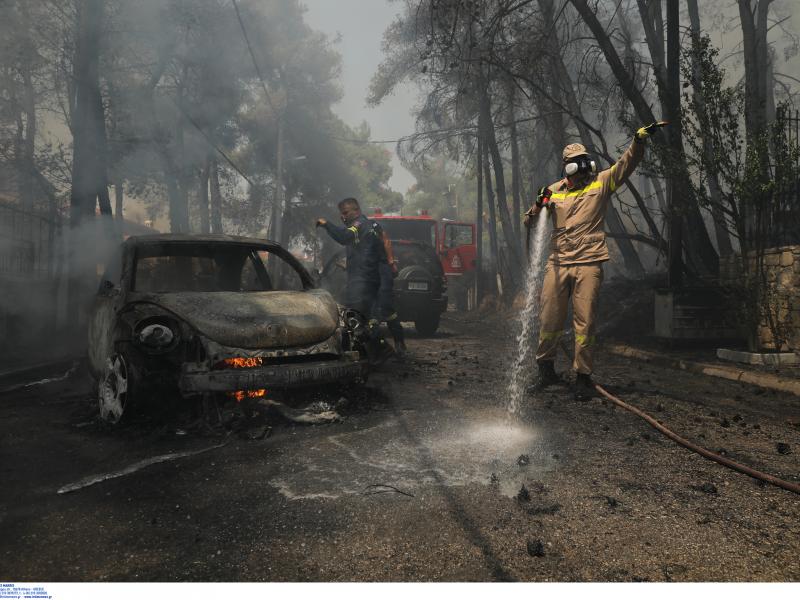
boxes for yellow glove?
[635,121,669,141]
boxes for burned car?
[88,234,368,424]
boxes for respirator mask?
[564,155,597,177]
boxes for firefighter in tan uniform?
[525,123,661,399]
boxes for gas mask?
[564,155,597,177]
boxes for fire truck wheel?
[415,313,440,336]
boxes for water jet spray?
[507,211,550,416]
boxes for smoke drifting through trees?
[369,0,800,302]
[1,0,405,342]
[1,0,799,352]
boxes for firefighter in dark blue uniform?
[316,197,405,357]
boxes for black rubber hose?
[594,383,800,496]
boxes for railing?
[768,106,800,247]
[0,200,60,279]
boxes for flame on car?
[227,389,267,402]
[219,357,263,369]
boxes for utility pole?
[269,117,285,284]
[272,116,285,245]
[666,0,683,288]
[475,137,483,307]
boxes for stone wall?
[719,245,800,352]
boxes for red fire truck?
[370,210,478,329]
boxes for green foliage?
[682,33,800,350]
[682,34,799,252]
[0,0,405,240]
[681,35,745,239]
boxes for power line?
[171,98,258,188]
[230,0,281,117]
[229,0,409,147]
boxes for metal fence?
[0,200,59,279]
[768,106,800,247]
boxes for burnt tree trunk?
[687,0,733,256]
[114,181,123,222]
[508,83,522,243]
[199,160,210,234]
[18,1,36,215]
[738,0,773,144]
[666,0,687,286]
[479,83,522,290]
[69,0,113,323]
[476,135,485,303]
[209,159,223,233]
[540,0,646,277]
[570,0,718,278]
[170,67,190,233]
[480,114,500,296]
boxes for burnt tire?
[414,313,440,336]
[98,352,138,425]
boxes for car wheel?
[415,313,440,336]
[98,353,136,424]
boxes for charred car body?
[88,234,368,424]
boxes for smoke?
[0,212,121,356]
[0,0,373,359]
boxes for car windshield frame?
[129,241,313,293]
[375,219,436,247]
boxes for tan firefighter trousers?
[536,261,604,374]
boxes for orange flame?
[227,389,267,402]
[220,357,263,369]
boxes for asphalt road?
[1,313,799,581]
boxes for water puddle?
[268,411,558,500]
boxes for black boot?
[574,373,595,401]
[388,318,406,359]
[366,319,393,365]
[526,360,560,393]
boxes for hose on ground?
[594,383,800,496]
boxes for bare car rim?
[99,354,128,423]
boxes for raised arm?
[317,219,360,246]
[605,122,667,192]
[605,138,645,193]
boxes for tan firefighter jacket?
[541,139,645,265]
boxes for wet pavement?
[1,312,799,581]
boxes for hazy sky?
[302,0,419,193]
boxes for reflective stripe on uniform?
[539,330,562,342]
[550,180,603,200]
[609,164,618,192]
[575,333,596,347]
[348,225,360,243]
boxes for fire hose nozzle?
[535,186,552,208]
